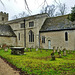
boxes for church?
[0,11,75,50]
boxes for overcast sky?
[0,0,75,20]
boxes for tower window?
[65,32,68,41]
[2,17,4,21]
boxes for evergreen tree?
[70,6,75,22]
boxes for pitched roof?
[6,13,48,24]
[0,24,16,37]
[40,15,75,32]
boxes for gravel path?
[0,58,20,75]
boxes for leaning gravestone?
[53,46,56,53]
[63,48,66,56]
[51,52,55,60]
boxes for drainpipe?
[39,32,40,48]
[24,19,26,48]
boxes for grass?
[0,48,75,75]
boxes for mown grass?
[0,49,75,75]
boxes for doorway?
[48,40,51,49]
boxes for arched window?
[65,32,68,41]
[29,30,34,42]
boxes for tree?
[54,0,67,16]
[70,6,75,22]
[12,11,29,19]
[40,4,56,17]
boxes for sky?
[0,0,75,20]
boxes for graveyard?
[0,48,75,75]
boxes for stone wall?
[0,36,17,46]
[40,30,75,50]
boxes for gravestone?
[36,48,38,51]
[57,47,60,52]
[63,48,66,56]
[46,49,48,52]
[51,52,55,60]
[30,48,32,52]
[4,47,8,52]
[53,46,56,53]
[60,46,63,51]
[58,51,61,58]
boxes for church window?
[29,21,34,27]
[42,36,45,43]
[65,32,68,41]
[20,23,25,28]
[18,33,20,40]
[29,30,34,42]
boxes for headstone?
[40,49,42,53]
[53,46,56,53]
[63,48,66,56]
[57,47,60,52]
[67,50,70,54]
[30,48,32,52]
[51,52,55,60]
[60,46,63,51]
[4,47,8,52]
[58,51,61,58]
[36,48,38,51]
[46,49,48,52]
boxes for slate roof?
[40,15,75,32]
[0,24,16,37]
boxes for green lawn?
[0,49,75,75]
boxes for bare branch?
[24,0,32,14]
[0,0,5,6]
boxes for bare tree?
[54,0,67,16]
[40,4,56,17]
[12,11,29,19]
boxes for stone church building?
[0,11,75,50]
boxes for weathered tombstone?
[60,46,63,51]
[67,50,70,54]
[40,49,42,53]
[63,48,66,56]
[58,51,61,58]
[51,52,55,60]
[53,46,56,53]
[30,48,32,52]
[26,49,28,52]
[36,48,38,51]
[1,45,2,48]
[57,47,60,52]
[46,49,48,52]
[4,47,8,52]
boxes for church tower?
[0,11,8,24]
